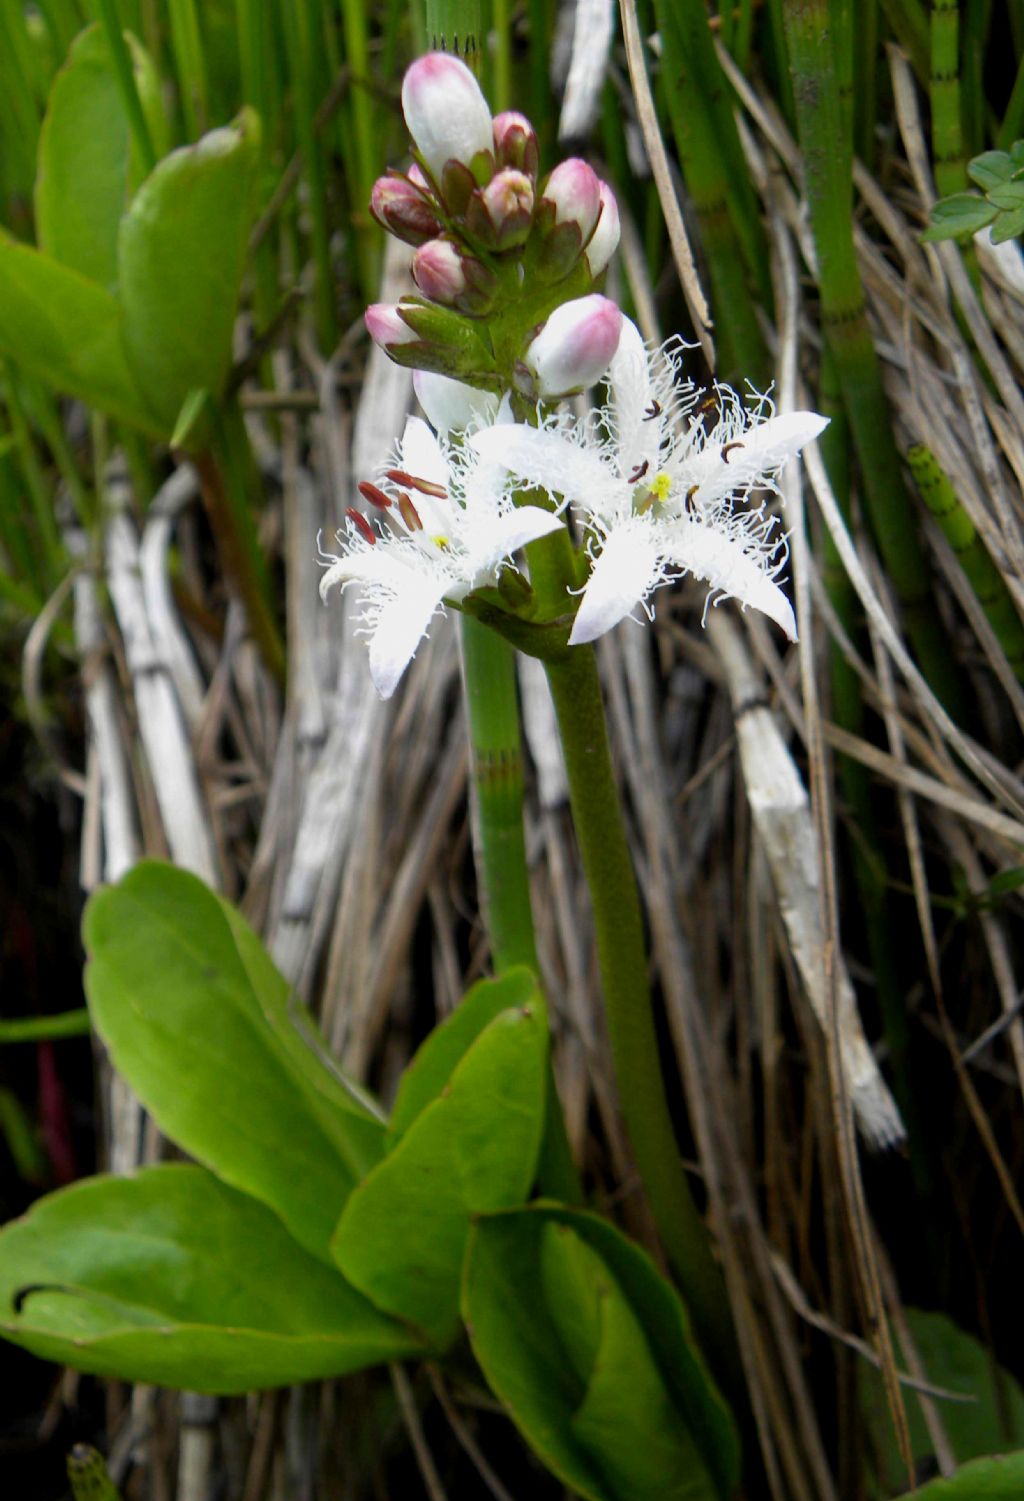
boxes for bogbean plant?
[0,50,830,1501]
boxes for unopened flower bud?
[412,238,468,303]
[466,168,534,251]
[524,294,623,397]
[370,173,442,246]
[493,111,539,179]
[401,52,493,181]
[540,157,601,239]
[365,302,418,350]
[413,370,500,433]
[586,181,621,276]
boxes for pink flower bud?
[493,110,539,178]
[540,157,601,239]
[365,303,418,350]
[411,238,467,303]
[467,168,534,250]
[370,173,442,246]
[524,294,623,397]
[585,181,621,276]
[401,52,494,181]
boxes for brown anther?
[628,459,650,484]
[346,507,376,544]
[386,468,447,498]
[358,480,392,510]
[685,485,699,513]
[397,492,424,531]
[642,400,662,421]
[721,441,744,463]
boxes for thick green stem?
[542,641,738,1382]
[459,616,582,1205]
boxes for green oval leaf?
[0,1165,421,1392]
[0,234,160,435]
[967,151,1015,193]
[35,24,166,288]
[333,991,548,1349]
[463,1205,739,1501]
[84,862,386,1264]
[986,180,1024,212]
[117,108,260,427]
[990,205,1024,245]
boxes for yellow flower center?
[649,471,672,503]
[432,534,451,551]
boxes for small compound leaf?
[333,999,547,1349]
[921,193,997,242]
[35,25,166,287]
[990,205,1024,245]
[117,108,260,427]
[84,862,386,1264]
[0,1165,422,1392]
[967,151,1015,193]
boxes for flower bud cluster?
[366,51,623,397]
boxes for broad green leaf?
[333,992,548,1348]
[967,152,1015,193]
[463,1205,739,1501]
[0,1165,421,1392]
[990,206,1024,245]
[117,108,260,430]
[921,194,997,242]
[897,1454,1024,1498]
[0,235,160,436]
[386,966,538,1146]
[35,25,166,288]
[862,1309,1024,1495]
[84,862,386,1264]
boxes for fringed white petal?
[482,505,565,562]
[669,523,797,641]
[471,424,620,517]
[366,574,449,699]
[413,371,500,435]
[685,411,829,506]
[318,544,410,602]
[606,317,660,476]
[569,524,663,644]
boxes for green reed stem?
[0,359,63,575]
[339,0,382,303]
[880,0,931,84]
[783,0,963,715]
[94,0,157,173]
[931,0,967,196]
[0,1009,91,1043]
[460,615,582,1205]
[998,49,1024,148]
[167,0,209,139]
[652,0,771,380]
[280,0,338,351]
[908,444,1024,679]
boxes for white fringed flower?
[319,414,563,698]
[473,318,828,644]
